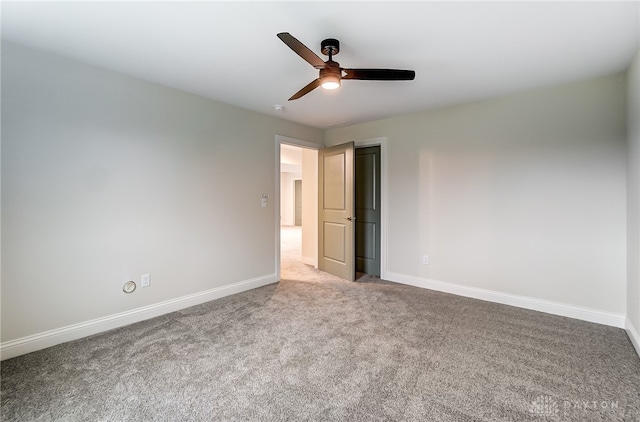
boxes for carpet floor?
[2,226,639,421]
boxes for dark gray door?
[355,146,381,276]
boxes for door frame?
[274,135,388,282]
[275,135,322,281]
[294,179,303,226]
[354,137,388,280]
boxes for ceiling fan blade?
[343,69,416,81]
[277,33,326,69]
[289,78,321,101]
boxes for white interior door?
[318,142,355,281]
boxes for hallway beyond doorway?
[280,225,381,283]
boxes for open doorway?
[276,136,388,283]
[280,143,318,279]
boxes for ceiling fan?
[277,32,416,101]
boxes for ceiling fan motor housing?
[320,63,341,77]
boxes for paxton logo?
[529,395,559,417]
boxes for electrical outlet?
[141,273,150,287]
[422,255,429,265]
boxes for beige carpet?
[1,227,639,421]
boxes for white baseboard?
[385,272,626,328]
[3,272,630,360]
[626,318,640,358]
[1,274,277,361]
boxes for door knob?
[346,217,356,221]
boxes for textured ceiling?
[2,1,639,128]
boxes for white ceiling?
[2,1,639,129]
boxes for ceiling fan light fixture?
[321,73,341,90]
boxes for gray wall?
[1,41,634,353]
[325,74,628,315]
[629,50,640,341]
[1,42,323,342]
